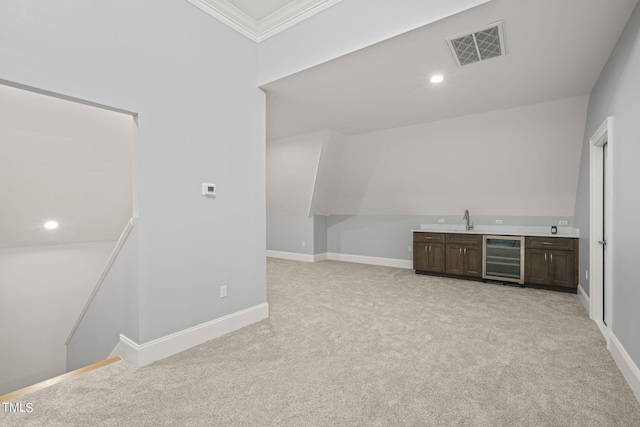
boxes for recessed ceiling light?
[44,221,58,230]
[430,75,444,83]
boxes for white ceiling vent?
[446,21,506,67]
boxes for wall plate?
[202,183,216,196]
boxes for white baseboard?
[327,252,412,269]
[267,250,315,262]
[109,335,140,366]
[109,302,269,368]
[314,252,328,262]
[266,250,409,268]
[577,284,590,315]
[609,332,640,403]
[267,250,328,262]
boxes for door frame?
[589,117,612,339]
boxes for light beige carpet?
[2,259,639,426]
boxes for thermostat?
[202,183,216,197]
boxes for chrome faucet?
[463,209,474,231]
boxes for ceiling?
[262,0,639,140]
[186,0,343,42]
[0,84,133,248]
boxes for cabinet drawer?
[526,237,575,251]
[446,233,482,246]
[414,232,445,244]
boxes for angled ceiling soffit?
[186,0,344,43]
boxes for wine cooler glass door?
[483,236,525,284]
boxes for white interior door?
[603,142,613,327]
[589,117,611,334]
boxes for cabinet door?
[413,242,429,271]
[428,243,446,273]
[464,245,483,277]
[446,244,464,275]
[525,249,548,284]
[549,250,575,288]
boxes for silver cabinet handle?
[425,246,428,252]
[429,245,431,253]
[464,248,467,256]
[543,242,552,245]
[545,253,547,262]
[459,248,462,255]
[550,253,553,263]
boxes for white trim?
[185,0,343,43]
[108,335,140,367]
[257,0,343,43]
[66,218,134,345]
[327,252,412,269]
[609,332,640,403]
[589,117,612,331]
[314,252,329,262]
[267,250,328,262]
[595,318,611,344]
[267,250,316,262]
[109,303,269,368]
[577,284,590,315]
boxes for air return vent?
[446,21,506,67]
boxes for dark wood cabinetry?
[445,234,482,277]
[413,233,445,273]
[525,237,578,291]
[413,232,481,278]
[414,232,578,293]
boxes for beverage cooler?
[482,235,525,285]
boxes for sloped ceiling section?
[267,96,589,217]
[263,0,639,140]
[185,0,343,42]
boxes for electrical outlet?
[302,241,306,247]
[201,183,216,197]
[408,245,412,252]
[559,220,568,226]
[220,285,227,298]
[586,270,589,280]
[495,219,504,224]
[438,219,445,223]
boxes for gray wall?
[313,216,328,255]
[267,214,574,260]
[327,215,574,261]
[0,241,115,395]
[266,215,328,256]
[1,1,266,345]
[67,224,139,371]
[267,215,315,255]
[573,2,640,369]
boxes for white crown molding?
[186,0,343,43]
